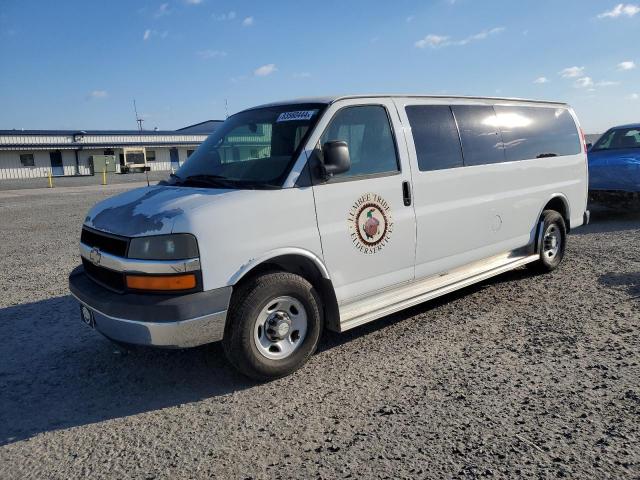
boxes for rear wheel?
[222,272,323,380]
[528,210,567,273]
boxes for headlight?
[128,234,199,260]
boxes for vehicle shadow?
[572,204,640,235]
[0,295,253,446]
[318,266,534,353]
[598,271,640,298]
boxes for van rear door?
[308,99,417,303]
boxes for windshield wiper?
[181,174,238,188]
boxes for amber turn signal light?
[125,273,197,291]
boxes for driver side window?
[320,105,399,178]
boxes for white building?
[0,120,221,180]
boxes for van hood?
[84,185,239,237]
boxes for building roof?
[176,120,224,134]
[0,120,222,137]
[0,121,222,151]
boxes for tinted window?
[451,105,505,166]
[321,105,399,178]
[406,105,463,171]
[495,106,581,161]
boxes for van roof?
[246,94,569,111]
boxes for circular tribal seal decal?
[348,193,393,254]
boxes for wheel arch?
[229,249,341,332]
[539,193,571,232]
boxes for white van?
[69,95,589,379]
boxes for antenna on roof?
[225,99,229,119]
[133,99,150,187]
[133,99,144,132]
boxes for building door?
[170,148,180,169]
[49,151,64,176]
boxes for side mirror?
[586,143,592,151]
[321,141,350,178]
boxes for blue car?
[588,124,640,203]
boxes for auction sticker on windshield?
[276,110,317,122]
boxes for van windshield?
[169,103,325,189]
[592,127,640,151]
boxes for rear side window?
[321,105,399,178]
[495,106,581,161]
[405,105,463,171]
[451,105,505,166]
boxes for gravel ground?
[0,185,638,479]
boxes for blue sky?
[0,0,638,133]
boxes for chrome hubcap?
[254,296,307,360]
[543,224,561,260]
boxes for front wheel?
[528,210,567,273]
[222,272,323,380]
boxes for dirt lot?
[0,185,638,479]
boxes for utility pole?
[133,99,144,131]
[133,99,150,187]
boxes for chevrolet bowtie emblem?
[89,247,102,265]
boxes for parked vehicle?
[587,124,640,205]
[120,148,147,173]
[69,95,590,379]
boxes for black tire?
[528,209,567,273]
[222,272,323,380]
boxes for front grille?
[82,258,126,293]
[81,227,128,257]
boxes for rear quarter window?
[495,106,581,161]
[451,105,505,166]
[405,105,464,171]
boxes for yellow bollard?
[102,167,107,186]
[48,170,53,188]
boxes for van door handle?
[402,181,412,206]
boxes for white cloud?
[617,61,636,71]
[254,63,277,77]
[154,3,170,18]
[293,72,311,78]
[143,29,167,40]
[574,77,594,88]
[457,27,505,45]
[242,16,254,27]
[595,80,620,87]
[196,49,227,59]
[89,90,108,99]
[533,77,549,84]
[184,0,202,4]
[415,34,450,48]
[415,27,504,49]
[597,3,640,18]
[213,11,236,21]
[628,93,640,100]
[406,15,415,22]
[559,66,585,78]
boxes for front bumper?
[69,266,232,348]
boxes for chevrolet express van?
[69,95,589,379]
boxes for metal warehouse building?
[0,120,221,180]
